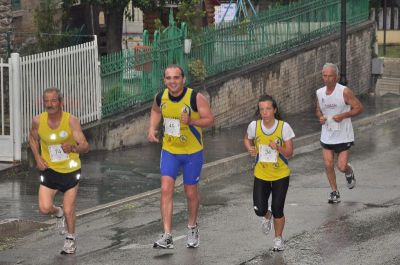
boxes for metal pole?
[339,0,347,85]
[383,0,387,56]
[90,4,95,35]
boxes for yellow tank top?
[38,112,81,173]
[161,87,203,154]
[254,120,290,181]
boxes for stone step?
[376,77,400,96]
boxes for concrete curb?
[65,107,399,220]
[0,162,23,178]
[0,219,50,237]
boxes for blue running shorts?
[160,150,204,185]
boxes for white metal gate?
[0,56,20,162]
[0,37,101,162]
[0,58,12,161]
[19,38,102,143]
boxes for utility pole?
[339,0,347,85]
[383,0,387,56]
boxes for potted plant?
[188,59,207,83]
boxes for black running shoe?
[328,191,340,203]
[345,163,356,189]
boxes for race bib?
[48,144,69,162]
[164,118,180,137]
[326,116,340,131]
[259,144,278,163]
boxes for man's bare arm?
[63,116,89,154]
[148,98,162,142]
[29,116,48,170]
[343,87,364,117]
[189,93,214,128]
[315,99,326,124]
[333,87,364,122]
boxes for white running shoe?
[273,237,285,251]
[153,233,174,249]
[187,225,200,248]
[55,206,66,235]
[61,237,76,254]
[260,209,272,235]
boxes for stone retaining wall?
[84,21,374,150]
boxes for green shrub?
[102,84,132,112]
[188,59,207,82]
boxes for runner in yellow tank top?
[148,65,214,249]
[244,95,295,252]
[253,119,291,181]
[160,86,203,154]
[38,111,81,173]
[29,87,89,254]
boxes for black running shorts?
[320,141,354,153]
[39,168,81,193]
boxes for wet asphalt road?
[1,94,398,223]
[0,116,399,264]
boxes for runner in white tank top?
[315,63,364,204]
[317,83,354,144]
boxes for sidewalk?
[0,94,399,223]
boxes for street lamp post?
[383,0,387,56]
[339,0,347,85]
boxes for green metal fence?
[100,12,187,117]
[100,0,369,117]
[188,0,369,78]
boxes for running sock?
[66,233,75,240]
[55,206,64,218]
[346,164,353,174]
[188,224,197,229]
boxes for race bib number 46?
[259,144,278,163]
[164,118,180,137]
[48,144,69,162]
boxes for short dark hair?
[164,64,185,78]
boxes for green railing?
[100,42,155,117]
[101,12,187,117]
[100,0,369,117]
[189,0,369,78]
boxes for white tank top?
[316,83,354,144]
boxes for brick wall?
[83,21,374,150]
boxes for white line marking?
[119,234,186,250]
[120,243,153,250]
[173,235,186,241]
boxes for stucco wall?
[84,21,374,150]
